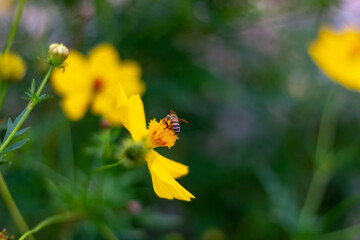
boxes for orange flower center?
[93,77,104,92]
[146,119,178,149]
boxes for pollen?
[146,118,178,149]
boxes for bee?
[163,110,189,135]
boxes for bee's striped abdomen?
[171,118,180,134]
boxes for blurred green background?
[4,0,360,239]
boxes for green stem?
[298,89,339,231]
[35,65,53,97]
[0,83,8,111]
[3,0,27,53]
[98,223,119,240]
[0,65,53,239]
[18,212,83,240]
[0,65,54,153]
[298,163,332,230]
[90,160,124,176]
[0,172,34,240]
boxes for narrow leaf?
[14,127,30,137]
[2,138,30,154]
[30,79,36,93]
[38,94,52,102]
[14,107,29,126]
[3,118,14,142]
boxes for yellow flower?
[114,84,195,201]
[51,43,145,124]
[0,52,26,82]
[309,26,360,91]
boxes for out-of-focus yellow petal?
[148,150,189,178]
[0,52,26,82]
[118,60,145,96]
[88,43,120,72]
[51,50,91,94]
[91,91,116,115]
[309,26,360,91]
[61,93,91,120]
[146,151,195,201]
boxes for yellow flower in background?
[115,85,195,201]
[309,26,360,91]
[0,52,26,82]
[51,43,145,124]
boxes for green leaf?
[30,79,36,93]
[14,127,30,137]
[3,118,14,142]
[38,94,52,102]
[2,138,30,154]
[14,107,28,126]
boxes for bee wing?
[169,109,177,115]
[179,118,189,124]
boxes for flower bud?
[125,200,142,215]
[48,43,69,67]
[0,53,26,82]
[117,138,147,167]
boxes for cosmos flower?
[114,84,195,201]
[51,43,145,124]
[309,26,360,91]
[0,52,26,82]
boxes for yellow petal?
[117,82,129,108]
[146,151,195,201]
[148,150,189,178]
[103,105,128,126]
[91,91,116,115]
[88,43,121,72]
[309,26,360,91]
[127,94,147,141]
[51,50,92,94]
[116,84,147,142]
[118,60,145,96]
[61,93,91,120]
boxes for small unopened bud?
[48,43,69,67]
[126,200,142,215]
[100,119,111,129]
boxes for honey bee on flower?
[113,84,195,201]
[163,110,189,135]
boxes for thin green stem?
[0,65,53,239]
[0,172,34,240]
[98,223,119,240]
[18,212,83,240]
[0,65,54,153]
[35,65,53,97]
[1,0,27,111]
[90,160,124,176]
[3,0,27,53]
[0,83,8,111]
[298,89,339,232]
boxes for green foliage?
[2,0,360,239]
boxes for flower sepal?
[117,138,148,167]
